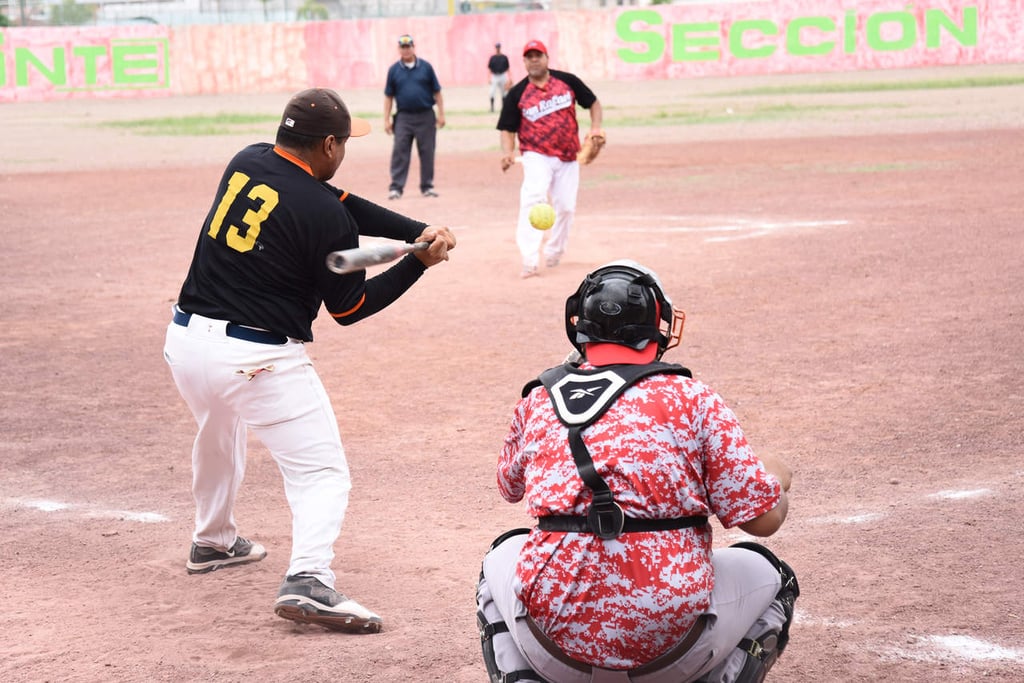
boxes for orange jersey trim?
[273,146,313,175]
[274,145,359,317]
[330,295,366,318]
[273,146,350,202]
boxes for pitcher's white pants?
[516,151,580,269]
[164,310,350,588]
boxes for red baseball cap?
[523,39,548,56]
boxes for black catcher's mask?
[564,260,684,360]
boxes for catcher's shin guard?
[725,542,800,683]
[732,630,780,683]
[477,529,544,683]
[477,608,543,683]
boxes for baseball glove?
[577,131,606,165]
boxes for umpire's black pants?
[389,109,437,195]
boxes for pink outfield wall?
[1,0,1022,102]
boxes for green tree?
[296,0,328,21]
[50,0,95,26]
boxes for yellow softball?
[529,203,556,231]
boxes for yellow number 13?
[207,171,280,252]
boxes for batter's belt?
[173,308,288,345]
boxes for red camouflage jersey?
[498,364,781,670]
[498,69,597,162]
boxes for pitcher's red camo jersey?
[498,364,782,669]
[497,69,597,162]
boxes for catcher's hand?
[577,131,606,165]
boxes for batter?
[164,87,455,633]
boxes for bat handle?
[400,241,432,261]
[326,252,348,273]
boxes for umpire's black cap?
[280,88,370,139]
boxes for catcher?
[497,39,604,279]
[476,260,799,682]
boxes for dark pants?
[389,109,437,194]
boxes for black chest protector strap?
[525,362,706,540]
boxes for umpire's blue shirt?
[385,59,441,113]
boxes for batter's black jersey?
[177,143,427,341]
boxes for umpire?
[383,34,445,200]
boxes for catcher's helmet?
[565,260,684,360]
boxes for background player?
[476,260,799,681]
[487,42,511,113]
[164,87,455,633]
[497,39,603,279]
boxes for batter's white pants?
[517,151,580,270]
[164,310,350,589]
[478,533,784,682]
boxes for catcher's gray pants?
[477,533,785,683]
[389,108,437,194]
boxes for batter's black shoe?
[186,536,267,575]
[274,574,383,634]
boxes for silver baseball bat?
[326,241,430,275]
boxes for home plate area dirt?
[1,69,1023,682]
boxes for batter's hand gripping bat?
[326,241,430,274]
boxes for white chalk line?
[794,612,1024,665]
[886,635,1024,664]
[804,487,995,526]
[5,494,1023,669]
[928,488,992,500]
[800,484,1022,668]
[587,216,850,243]
[805,511,888,525]
[723,479,1020,669]
[2,496,169,523]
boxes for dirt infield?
[2,65,1024,682]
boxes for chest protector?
[522,361,707,539]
